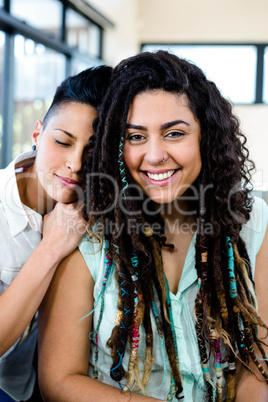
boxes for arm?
[38,248,163,402]
[235,223,268,401]
[0,201,85,356]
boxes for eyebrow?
[126,120,190,131]
[54,128,75,139]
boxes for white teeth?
[147,170,175,181]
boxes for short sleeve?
[78,234,106,282]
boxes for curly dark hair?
[83,51,268,400]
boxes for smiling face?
[123,90,202,205]
[30,102,97,211]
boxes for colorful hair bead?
[226,236,237,299]
[210,328,223,399]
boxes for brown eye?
[126,134,145,142]
[166,131,185,138]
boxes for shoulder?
[78,232,107,282]
[44,248,94,306]
[54,248,91,283]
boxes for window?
[66,8,101,58]
[142,44,264,104]
[12,35,65,158]
[264,47,268,104]
[70,56,100,76]
[11,0,63,39]
[0,0,112,167]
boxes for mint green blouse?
[79,197,268,401]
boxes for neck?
[159,197,199,237]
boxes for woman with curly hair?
[38,51,268,401]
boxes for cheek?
[195,147,202,169]
[36,150,61,179]
[187,142,201,164]
[37,153,54,172]
[191,147,202,177]
[123,146,138,174]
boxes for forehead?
[45,102,97,127]
[48,102,95,119]
[127,90,195,124]
[42,102,98,142]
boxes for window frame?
[0,0,113,167]
[141,42,267,105]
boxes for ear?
[32,120,43,150]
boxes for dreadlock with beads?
[83,51,268,400]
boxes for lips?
[56,175,81,189]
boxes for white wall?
[88,0,140,66]
[137,0,268,42]
[234,105,268,194]
[87,0,268,191]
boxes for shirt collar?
[0,151,41,237]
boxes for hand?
[42,202,86,262]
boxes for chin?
[61,195,79,204]
[48,192,75,205]
[60,187,83,203]
[146,192,177,205]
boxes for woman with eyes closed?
[0,65,111,401]
[38,51,268,402]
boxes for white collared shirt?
[0,151,42,401]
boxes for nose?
[66,150,83,173]
[144,139,168,165]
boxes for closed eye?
[55,139,71,147]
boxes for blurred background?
[0,0,267,200]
